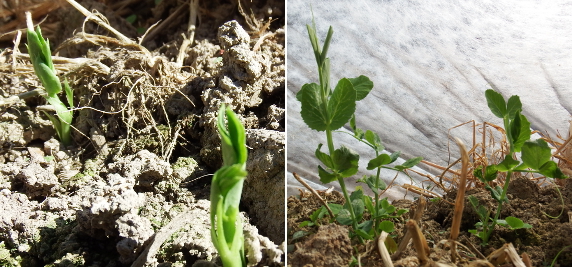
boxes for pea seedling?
[210,104,248,267]
[26,12,74,146]
[296,18,419,243]
[469,89,567,245]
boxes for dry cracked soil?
[0,0,285,266]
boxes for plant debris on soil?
[0,0,285,266]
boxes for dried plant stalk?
[450,137,469,262]
[521,252,533,267]
[378,231,394,267]
[176,0,199,66]
[467,260,494,267]
[406,219,431,266]
[392,197,426,260]
[65,0,134,45]
[487,243,508,265]
[505,243,526,267]
[292,172,334,218]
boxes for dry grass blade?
[401,184,443,200]
[64,0,134,45]
[413,119,510,202]
[450,137,469,263]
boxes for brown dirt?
[0,0,284,266]
[287,174,572,266]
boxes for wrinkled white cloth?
[287,0,572,199]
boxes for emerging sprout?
[210,104,247,267]
[26,12,74,146]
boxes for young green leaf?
[35,62,63,97]
[395,157,423,171]
[396,208,409,216]
[367,154,391,170]
[355,228,373,240]
[328,203,344,215]
[496,217,531,231]
[379,198,396,215]
[504,216,532,230]
[309,206,327,223]
[349,187,365,202]
[357,175,375,192]
[378,220,395,233]
[63,79,73,108]
[321,58,331,95]
[350,115,364,138]
[218,106,247,166]
[474,165,498,182]
[357,175,387,192]
[485,89,507,118]
[538,161,567,179]
[509,111,531,152]
[348,75,374,101]
[363,195,375,214]
[495,155,520,172]
[521,139,552,170]
[486,185,506,203]
[213,164,247,199]
[297,83,328,131]
[332,146,360,177]
[468,195,479,208]
[318,165,338,183]
[357,220,374,236]
[328,78,356,130]
[351,199,365,222]
[315,144,334,168]
[291,231,310,241]
[319,26,334,67]
[365,130,384,151]
[389,151,401,163]
[336,209,353,225]
[506,95,522,119]
[469,195,489,220]
[468,229,487,244]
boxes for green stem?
[338,177,363,243]
[326,127,361,242]
[503,117,514,154]
[373,151,381,235]
[484,170,513,244]
[326,129,335,155]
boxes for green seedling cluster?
[296,187,408,241]
[210,104,248,267]
[296,19,420,243]
[469,89,567,245]
[26,20,74,146]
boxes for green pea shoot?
[210,104,247,267]
[26,12,74,146]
